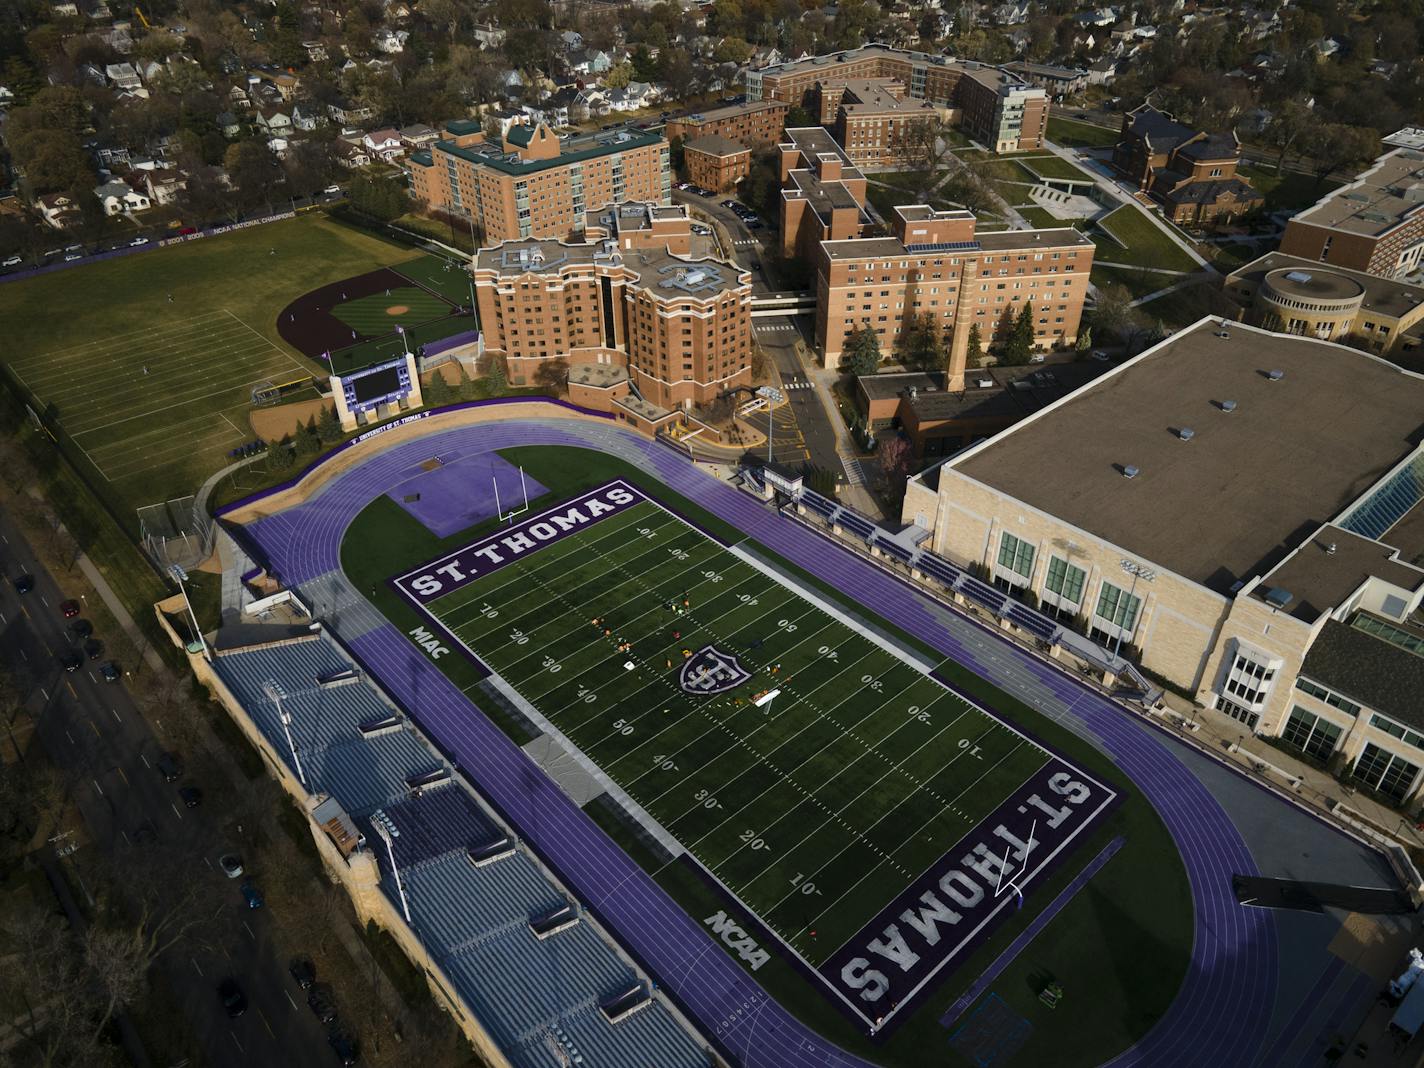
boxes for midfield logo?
[679,646,751,695]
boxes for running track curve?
[235,416,1277,1068]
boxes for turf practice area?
[328,286,451,336]
[393,479,1115,1022]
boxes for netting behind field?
[138,495,215,572]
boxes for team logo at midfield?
[679,645,750,695]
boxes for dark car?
[178,785,203,808]
[749,259,762,271]
[58,651,81,673]
[59,599,80,618]
[155,751,183,782]
[83,638,102,660]
[67,618,93,641]
[240,879,264,909]
[132,820,158,845]
[98,661,120,683]
[13,574,33,594]
[328,1032,360,1066]
[307,984,338,1025]
[289,958,316,990]
[218,978,247,1018]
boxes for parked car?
[1090,350,1111,362]
[218,978,247,1018]
[63,244,83,253]
[12,574,33,594]
[156,751,184,783]
[2,255,22,267]
[179,786,203,808]
[83,638,102,660]
[67,618,93,640]
[240,880,264,909]
[129,236,149,246]
[58,651,81,673]
[218,852,244,878]
[328,1032,360,1066]
[289,958,316,990]
[177,226,197,235]
[720,199,739,210]
[307,984,338,1024]
[59,599,80,618]
[98,660,120,682]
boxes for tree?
[295,414,321,455]
[966,322,986,368]
[223,140,283,213]
[1000,301,1035,365]
[455,361,479,400]
[532,357,569,396]
[485,353,507,395]
[1304,123,1379,185]
[878,433,913,490]
[317,404,342,443]
[843,326,882,376]
[424,368,455,405]
[1265,97,1313,174]
[347,172,406,221]
[897,313,946,372]
[603,60,634,89]
[1074,325,1092,353]
[785,104,815,128]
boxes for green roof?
[433,129,666,177]
[506,124,536,148]
[444,119,481,135]
[409,150,433,167]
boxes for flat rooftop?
[1229,252,1424,321]
[678,99,787,123]
[434,127,664,176]
[1291,148,1424,238]
[820,225,1089,260]
[684,133,748,157]
[783,126,859,172]
[1255,525,1424,624]
[948,321,1424,594]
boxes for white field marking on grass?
[9,310,235,365]
[220,412,246,436]
[63,343,298,436]
[729,705,980,895]
[792,740,1032,946]
[221,309,317,379]
[13,317,257,389]
[94,421,247,481]
[79,409,250,472]
[71,436,114,482]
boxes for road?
[673,189,776,295]
[751,316,844,474]
[0,506,334,1068]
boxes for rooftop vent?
[976,377,993,388]
[1219,399,1238,413]
[1266,369,1284,381]
[1176,427,1195,441]
[1325,542,1338,555]
[1264,586,1294,609]
[1284,270,1312,283]
[1122,464,1140,479]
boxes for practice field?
[393,480,1116,1023]
[328,287,452,336]
[391,252,474,305]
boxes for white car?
[129,236,149,247]
[63,253,82,262]
[219,853,244,879]
[2,255,22,267]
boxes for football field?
[393,480,1115,1020]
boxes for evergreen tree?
[1002,302,1035,366]
[455,360,479,401]
[485,354,507,395]
[425,368,454,406]
[317,404,342,443]
[844,327,882,377]
[966,322,985,368]
[267,435,296,473]
[295,414,321,455]
[1075,325,1092,353]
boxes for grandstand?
[210,630,712,1068]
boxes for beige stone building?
[472,202,751,415]
[408,120,670,243]
[1225,252,1424,362]
[815,204,1094,376]
[903,320,1424,806]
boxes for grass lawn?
[1021,155,1099,182]
[333,442,1193,1068]
[1091,206,1199,272]
[865,169,939,194]
[1017,206,1090,231]
[1135,278,1228,329]
[1092,264,1174,302]
[1210,241,1266,272]
[391,252,473,305]
[328,287,451,336]
[0,214,417,523]
[1046,117,1119,149]
[865,182,956,222]
[391,212,478,253]
[1238,163,1339,213]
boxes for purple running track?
[237,418,1277,1068]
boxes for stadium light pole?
[263,680,306,787]
[370,811,411,923]
[1111,559,1155,664]
[756,385,784,465]
[169,564,208,660]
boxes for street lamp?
[756,385,784,464]
[169,564,208,659]
[370,810,411,923]
[263,680,306,787]
[1111,559,1156,664]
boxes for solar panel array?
[212,636,711,1068]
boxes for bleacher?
[799,490,838,522]
[835,508,877,539]
[917,553,963,589]
[212,634,711,1068]
[1006,603,1061,644]
[876,537,916,565]
[960,576,1008,614]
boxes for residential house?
[0,86,14,108]
[362,127,404,160]
[302,41,328,62]
[96,146,132,169]
[1313,37,1342,60]
[472,23,506,48]
[50,0,78,16]
[254,107,294,137]
[399,123,438,150]
[607,81,657,112]
[499,69,525,94]
[143,166,187,205]
[560,30,584,50]
[292,102,324,131]
[567,49,613,77]
[334,140,372,168]
[374,29,409,53]
[229,84,252,110]
[35,193,80,228]
[267,137,290,158]
[328,100,375,124]
[105,63,142,90]
[93,179,151,215]
[138,59,164,84]
[1088,57,1118,85]
[217,111,242,138]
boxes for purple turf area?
[385,452,545,538]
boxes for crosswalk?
[733,238,758,247]
[779,376,814,391]
[755,321,799,333]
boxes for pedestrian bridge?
[750,291,815,316]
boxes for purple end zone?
[386,452,548,539]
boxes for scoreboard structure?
[330,354,424,431]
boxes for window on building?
[1043,556,1085,607]
[1221,646,1278,709]
[1352,743,1421,803]
[1217,697,1260,731]
[1094,581,1141,633]
[995,531,1035,589]
[1281,706,1343,762]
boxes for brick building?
[778,127,870,262]
[1111,104,1261,225]
[746,46,1047,154]
[1280,147,1424,280]
[902,321,1424,807]
[814,204,1094,376]
[683,135,751,193]
[408,120,670,243]
[820,79,940,168]
[471,202,751,414]
[663,99,789,149]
